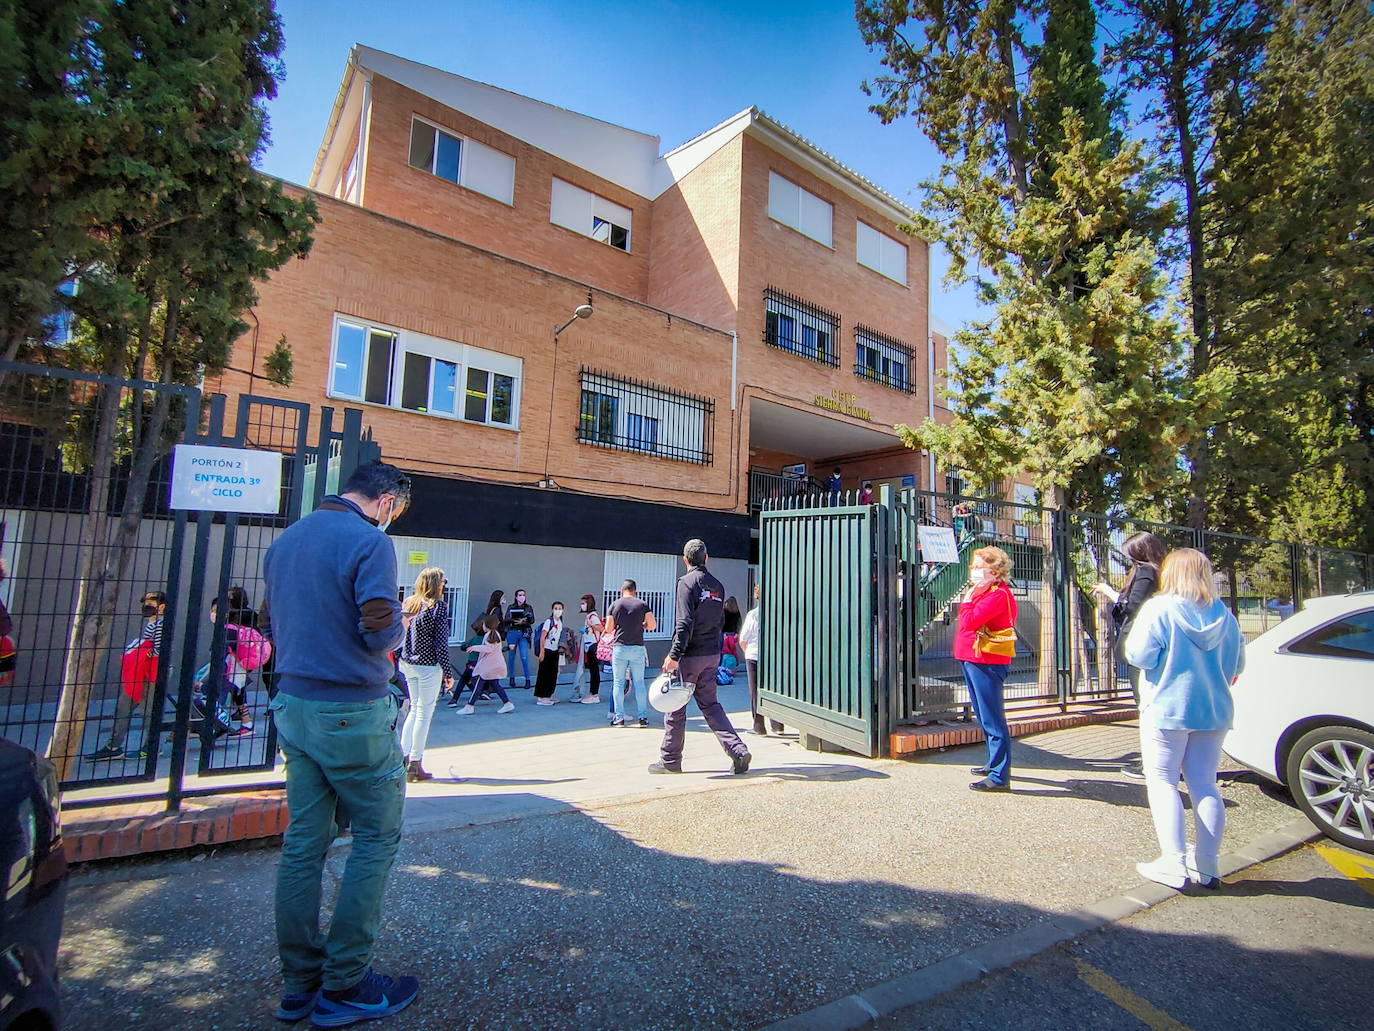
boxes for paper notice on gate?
[917,524,960,564]
[169,444,284,514]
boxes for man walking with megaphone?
[648,538,753,776]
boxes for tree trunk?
[1036,486,1065,697]
[49,300,182,779]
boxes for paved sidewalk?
[57,705,1311,1031]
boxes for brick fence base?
[62,791,288,864]
[890,702,1138,758]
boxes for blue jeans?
[505,630,530,680]
[270,692,406,992]
[961,660,1011,784]
[611,644,648,720]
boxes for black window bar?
[576,367,715,465]
[763,286,840,368]
[854,323,917,394]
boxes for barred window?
[577,368,714,464]
[854,325,916,394]
[763,287,839,367]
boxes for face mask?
[969,568,989,585]
[516,595,526,604]
[142,602,159,617]
[375,497,395,534]
[552,608,563,618]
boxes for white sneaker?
[580,695,600,705]
[1185,848,1220,888]
[458,704,475,715]
[1136,856,1188,889]
[498,702,515,714]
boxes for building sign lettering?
[813,389,873,421]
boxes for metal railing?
[854,324,917,394]
[762,286,841,367]
[577,367,714,465]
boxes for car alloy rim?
[1298,739,1374,842]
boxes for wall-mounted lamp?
[543,296,595,486]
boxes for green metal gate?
[757,496,898,758]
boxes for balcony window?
[407,117,515,205]
[577,369,713,464]
[854,325,916,394]
[763,288,839,368]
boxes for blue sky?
[256,0,981,330]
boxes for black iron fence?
[0,360,376,808]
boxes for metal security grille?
[854,324,917,394]
[577,368,714,465]
[763,287,840,367]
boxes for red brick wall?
[212,188,739,512]
[358,76,652,302]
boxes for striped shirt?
[399,601,454,679]
[140,617,164,658]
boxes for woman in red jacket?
[955,546,1018,791]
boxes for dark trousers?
[660,653,747,766]
[746,659,783,734]
[961,660,1011,784]
[533,651,561,698]
[465,676,510,707]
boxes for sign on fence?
[917,524,960,563]
[169,444,284,514]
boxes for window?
[763,288,839,367]
[603,551,678,641]
[577,369,714,464]
[332,322,397,405]
[550,178,632,251]
[392,536,472,645]
[854,325,915,393]
[1287,609,1374,661]
[407,117,515,205]
[768,171,833,247]
[856,221,909,285]
[329,317,520,428]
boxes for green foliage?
[860,0,1187,508]
[264,334,293,387]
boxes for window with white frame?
[856,221,909,284]
[407,117,516,205]
[768,171,833,247]
[549,178,632,251]
[854,325,915,394]
[577,369,714,464]
[392,536,472,645]
[330,317,521,429]
[602,550,677,641]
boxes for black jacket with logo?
[670,565,725,660]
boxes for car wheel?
[1284,726,1374,855]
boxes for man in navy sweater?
[650,538,751,776]
[262,461,418,1025]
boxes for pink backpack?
[230,624,272,671]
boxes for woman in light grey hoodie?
[1125,548,1245,890]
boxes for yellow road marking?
[1314,843,1374,899]
[1072,958,1196,1031]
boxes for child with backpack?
[456,615,515,715]
[215,587,272,736]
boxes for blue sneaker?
[311,969,419,1027]
[276,988,320,1022]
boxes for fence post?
[1052,506,1072,709]
[1289,541,1303,609]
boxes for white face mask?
[375,497,395,534]
[552,608,563,619]
[970,567,990,584]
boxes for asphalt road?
[876,841,1374,1031]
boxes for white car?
[1225,591,1374,854]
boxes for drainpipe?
[730,330,738,410]
[927,329,937,490]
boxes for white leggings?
[399,662,443,763]
[1141,725,1227,873]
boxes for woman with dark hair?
[572,594,604,705]
[721,596,742,663]
[533,601,570,705]
[475,589,504,636]
[505,588,536,689]
[1094,531,1167,779]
